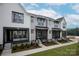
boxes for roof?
[27,12,54,21]
[19,4,65,22]
[54,17,65,22]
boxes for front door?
[36,29,47,42]
[5,30,13,43]
[52,30,60,39]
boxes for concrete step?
[52,40,61,44]
[38,40,46,47]
[4,43,11,50]
[1,49,11,56]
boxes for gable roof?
[19,4,66,22]
[55,17,64,22]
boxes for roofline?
[18,3,27,13]
[27,12,53,18]
[18,3,66,22]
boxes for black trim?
[12,40,29,44]
[36,26,48,29]
[12,11,24,24]
[3,27,29,48]
[3,27,29,31]
[52,28,62,31]
[36,26,48,41]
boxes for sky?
[21,3,79,29]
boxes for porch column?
[60,31,62,39]
[29,28,31,43]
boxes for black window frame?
[12,11,24,24]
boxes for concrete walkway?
[1,41,78,56]
[1,43,12,56]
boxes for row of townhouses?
[0,3,67,48]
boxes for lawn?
[29,43,79,56]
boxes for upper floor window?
[54,24,58,28]
[63,23,66,28]
[37,18,45,26]
[12,11,24,24]
[31,16,34,23]
[54,21,59,24]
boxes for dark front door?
[5,30,13,43]
[52,30,60,39]
[6,30,10,43]
[36,29,47,41]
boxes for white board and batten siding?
[0,3,31,44]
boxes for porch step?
[4,43,11,50]
[52,40,61,44]
[1,43,11,56]
[38,40,46,47]
[1,49,11,56]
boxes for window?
[13,30,29,40]
[37,18,45,26]
[12,11,24,23]
[54,21,59,24]
[63,25,66,28]
[54,21,59,28]
[63,22,66,28]
[49,30,51,34]
[31,29,34,34]
[54,24,58,28]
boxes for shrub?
[27,44,31,48]
[12,44,18,50]
[20,43,25,49]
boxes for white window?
[37,18,45,26]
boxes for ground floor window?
[3,27,29,44]
[13,30,29,41]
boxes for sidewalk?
[2,41,78,56]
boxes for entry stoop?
[1,43,11,56]
[4,43,11,50]
[38,39,46,47]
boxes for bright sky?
[21,3,79,29]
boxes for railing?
[54,24,60,28]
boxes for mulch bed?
[42,41,57,46]
[57,39,72,43]
[12,43,41,53]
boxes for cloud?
[47,3,66,6]
[72,4,79,13]
[21,3,39,10]
[21,3,79,28]
[65,14,79,28]
[27,8,62,19]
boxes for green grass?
[29,43,79,56]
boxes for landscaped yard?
[57,39,72,43]
[12,43,41,53]
[29,43,79,56]
[42,41,57,46]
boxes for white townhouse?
[29,13,67,43]
[0,3,67,49]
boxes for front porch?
[36,26,48,43]
[3,27,30,51]
[52,28,67,40]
